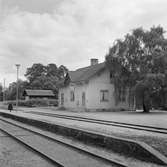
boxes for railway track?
[26,111,167,134]
[0,118,128,167]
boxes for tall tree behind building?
[106,26,167,112]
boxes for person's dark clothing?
[8,104,13,112]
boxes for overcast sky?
[0,0,167,85]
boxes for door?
[82,92,86,106]
[61,93,64,106]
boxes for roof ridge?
[74,62,104,72]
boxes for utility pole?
[16,64,20,111]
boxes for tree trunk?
[142,89,150,113]
[143,103,150,113]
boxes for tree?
[135,73,166,112]
[57,65,68,79]
[6,80,29,100]
[0,84,3,101]
[25,63,46,83]
[46,64,58,77]
[24,63,68,98]
[106,26,167,112]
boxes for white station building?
[58,59,129,111]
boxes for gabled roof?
[23,89,55,97]
[69,62,105,84]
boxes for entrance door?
[82,92,86,106]
[61,93,64,106]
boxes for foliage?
[5,80,29,100]
[25,63,46,83]
[106,26,167,112]
[24,63,68,97]
[5,99,58,107]
[57,65,69,79]
[0,84,3,101]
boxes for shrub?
[5,99,58,107]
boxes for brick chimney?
[90,58,98,66]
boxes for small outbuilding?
[23,89,55,100]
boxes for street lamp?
[15,64,20,111]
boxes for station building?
[58,59,130,111]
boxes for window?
[110,72,113,79]
[100,90,109,102]
[70,91,75,101]
[110,72,114,83]
[82,92,86,106]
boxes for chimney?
[90,58,98,66]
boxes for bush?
[48,99,58,106]
[5,99,58,107]
[4,101,16,106]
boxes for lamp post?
[16,64,20,111]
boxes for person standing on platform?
[8,103,13,112]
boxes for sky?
[0,0,167,86]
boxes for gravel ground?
[0,131,55,167]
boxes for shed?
[23,89,55,100]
